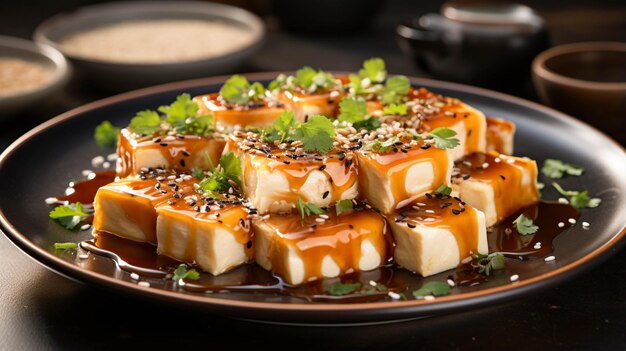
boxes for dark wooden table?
[1,1,625,349]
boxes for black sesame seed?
[283,160,291,165]
[160,142,168,147]
[338,152,346,161]
[204,205,210,212]
[160,190,167,194]
[327,99,335,105]
[215,212,220,217]
[441,202,452,208]
[218,220,223,224]
[392,147,398,153]
[155,183,161,189]
[246,241,252,249]
[182,150,190,157]
[180,159,186,167]
[174,194,181,199]
[322,191,329,199]
[463,175,471,180]
[319,165,327,171]
[421,144,431,150]
[344,159,353,167]
[153,138,161,143]
[452,209,461,215]
[194,206,200,212]
[500,175,506,180]
[400,148,408,153]
[407,223,416,228]
[348,224,354,229]
[189,200,196,206]
[425,193,433,199]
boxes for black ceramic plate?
[1,74,625,324]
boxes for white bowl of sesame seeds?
[33,1,265,92]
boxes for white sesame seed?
[558,222,565,228]
[416,202,426,206]
[388,292,401,300]
[178,279,186,286]
[507,158,515,164]
[78,254,89,260]
[130,273,140,280]
[425,209,435,214]
[81,169,92,176]
[494,157,501,163]
[87,172,97,180]
[183,175,192,181]
[447,279,455,287]
[315,218,325,223]
[44,197,58,205]
[91,156,105,168]
[319,214,329,219]
[423,295,435,301]
[461,256,472,264]
[80,224,91,231]
[568,218,576,224]
[510,274,519,282]
[107,153,117,161]
[424,218,436,222]
[544,256,556,262]
[102,161,111,168]
[168,175,176,180]
[369,280,377,287]
[65,187,75,196]
[558,197,569,204]
[345,268,354,274]
[534,242,542,249]
[582,221,590,229]
[482,162,489,169]
[138,281,150,287]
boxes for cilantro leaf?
[294,115,335,153]
[192,168,205,180]
[265,111,298,143]
[172,264,200,281]
[219,152,242,187]
[434,184,452,196]
[380,75,409,104]
[295,198,326,219]
[382,104,407,116]
[552,182,601,209]
[471,252,505,276]
[130,110,161,136]
[352,117,381,132]
[359,58,387,83]
[337,97,368,123]
[198,152,242,195]
[412,281,451,299]
[268,73,288,91]
[54,242,78,250]
[219,75,265,105]
[49,202,90,230]
[348,74,364,94]
[428,127,460,149]
[513,214,538,235]
[294,66,336,92]
[157,94,213,135]
[336,199,354,216]
[94,121,120,148]
[364,136,401,153]
[541,159,584,179]
[326,282,362,296]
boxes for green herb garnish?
[380,75,410,105]
[336,199,354,216]
[359,57,387,83]
[94,121,120,148]
[198,152,242,195]
[513,214,538,235]
[471,252,505,276]
[352,117,381,132]
[295,198,326,219]
[337,97,368,123]
[54,242,78,250]
[219,75,266,105]
[363,136,401,153]
[265,111,298,143]
[382,104,407,116]
[412,281,451,299]
[541,159,584,179]
[428,127,461,150]
[326,282,362,296]
[434,184,452,196]
[49,202,90,230]
[293,115,335,153]
[129,110,162,135]
[172,264,200,281]
[158,94,213,135]
[552,182,601,209]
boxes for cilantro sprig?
[49,202,90,230]
[552,182,601,209]
[434,184,452,196]
[264,112,336,154]
[198,152,242,195]
[325,281,389,296]
[359,58,387,83]
[380,75,410,105]
[337,97,381,131]
[129,94,214,136]
[269,66,338,93]
[54,242,78,250]
[363,136,401,153]
[542,159,584,179]
[94,121,120,148]
[412,281,451,299]
[336,199,354,216]
[172,264,200,281]
[382,104,407,116]
[219,75,266,105]
[427,128,461,149]
[513,214,538,235]
[471,252,505,276]
[295,198,326,219]
[349,58,410,105]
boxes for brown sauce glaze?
[195,92,285,128]
[56,170,116,204]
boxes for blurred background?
[0,0,625,146]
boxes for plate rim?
[1,72,625,321]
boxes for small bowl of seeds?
[0,35,70,115]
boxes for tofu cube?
[116,128,225,177]
[486,117,516,155]
[356,141,453,214]
[253,208,389,285]
[278,90,340,121]
[93,175,197,243]
[228,134,359,214]
[453,152,539,226]
[409,88,487,160]
[156,199,253,276]
[388,195,488,277]
[194,93,285,128]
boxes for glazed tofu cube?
[156,198,253,276]
[356,141,453,214]
[92,174,197,243]
[409,88,487,160]
[194,93,285,128]
[388,195,488,277]
[486,117,516,155]
[452,152,539,226]
[116,128,225,177]
[278,90,340,121]
[227,134,359,214]
[253,208,389,285]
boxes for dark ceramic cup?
[532,42,626,138]
[396,3,549,93]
